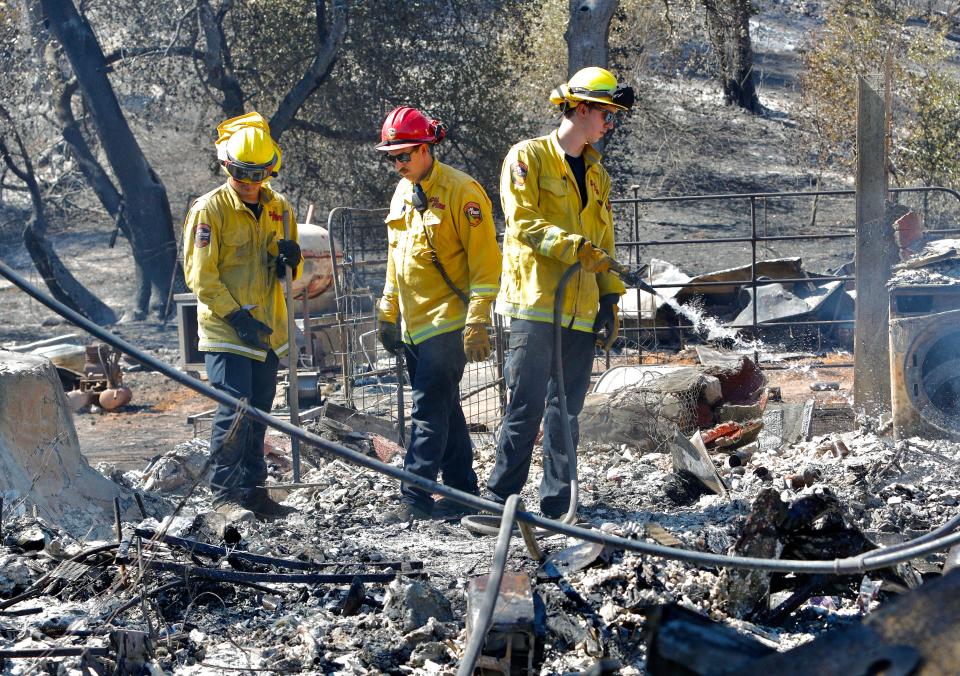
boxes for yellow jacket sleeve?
[455,182,501,325]
[182,200,240,319]
[501,145,584,265]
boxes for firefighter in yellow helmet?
[182,112,302,523]
[486,67,634,518]
[375,107,502,523]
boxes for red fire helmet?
[376,107,446,151]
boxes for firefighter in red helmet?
[375,106,502,523]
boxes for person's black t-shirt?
[565,153,587,212]
[243,200,263,220]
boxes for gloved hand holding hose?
[576,239,615,274]
[275,239,302,279]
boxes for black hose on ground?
[5,259,960,574]
[457,494,520,676]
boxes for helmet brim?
[375,140,427,151]
[573,94,628,110]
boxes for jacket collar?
[412,159,445,196]
[547,129,602,169]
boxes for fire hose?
[461,258,658,537]
[4,258,960,575]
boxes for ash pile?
[4,350,960,675]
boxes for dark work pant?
[400,329,477,510]
[486,319,595,516]
[206,350,279,506]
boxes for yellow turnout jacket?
[378,161,501,345]
[183,182,301,361]
[497,131,625,332]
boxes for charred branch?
[270,0,348,139]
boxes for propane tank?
[291,222,343,317]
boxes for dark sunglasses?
[590,105,618,125]
[224,162,273,183]
[382,151,414,164]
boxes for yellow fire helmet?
[549,66,635,111]
[215,112,283,183]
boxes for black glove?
[275,239,302,279]
[378,320,403,356]
[592,293,620,349]
[225,308,273,350]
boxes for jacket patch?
[511,161,528,187]
[429,196,446,210]
[463,202,483,227]
[195,223,211,248]
[269,211,282,223]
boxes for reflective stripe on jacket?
[377,161,501,345]
[183,182,300,361]
[496,131,625,332]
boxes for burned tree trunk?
[565,0,619,76]
[50,81,155,317]
[197,0,245,118]
[701,0,762,113]
[38,0,178,320]
[0,107,116,325]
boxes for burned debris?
[7,214,960,675]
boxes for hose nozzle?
[609,260,658,296]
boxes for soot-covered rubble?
[2,390,959,675]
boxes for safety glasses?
[590,105,618,125]
[382,151,414,164]
[225,162,273,183]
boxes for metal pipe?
[610,185,960,205]
[135,527,422,572]
[457,495,520,676]
[283,210,302,483]
[750,196,758,365]
[632,275,855,289]
[145,560,399,584]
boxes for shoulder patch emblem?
[195,223,211,248]
[463,202,483,227]
[511,161,528,187]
